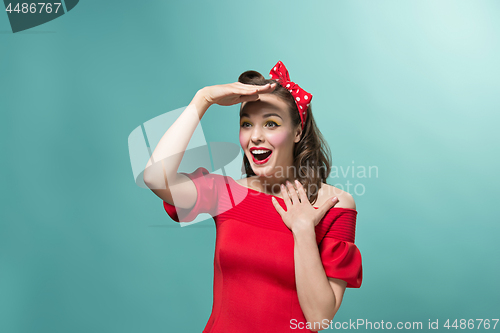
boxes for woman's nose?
[251,126,264,143]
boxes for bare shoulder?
[318,183,356,210]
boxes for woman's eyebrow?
[240,112,283,120]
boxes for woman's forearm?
[293,226,336,330]
[143,89,212,188]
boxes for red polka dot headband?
[269,60,312,131]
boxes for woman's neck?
[246,174,297,197]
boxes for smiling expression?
[239,93,302,177]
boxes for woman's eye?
[240,121,278,128]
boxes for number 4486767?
[444,319,499,330]
[5,3,62,14]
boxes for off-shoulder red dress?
[163,167,362,333]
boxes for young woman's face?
[239,93,302,178]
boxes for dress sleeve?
[162,167,220,223]
[318,209,363,288]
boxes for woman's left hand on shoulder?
[271,180,339,232]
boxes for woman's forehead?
[240,95,288,118]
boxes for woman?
[143,61,362,332]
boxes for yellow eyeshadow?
[240,118,281,126]
[266,119,281,126]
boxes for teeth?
[252,149,271,154]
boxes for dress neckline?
[227,176,357,213]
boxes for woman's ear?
[294,126,302,143]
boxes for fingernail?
[332,197,338,202]
[281,184,285,189]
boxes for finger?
[294,180,308,203]
[245,83,276,91]
[239,94,260,102]
[286,181,300,204]
[271,197,285,216]
[236,88,260,95]
[240,83,270,91]
[260,85,277,93]
[238,85,271,95]
[235,82,259,88]
[317,196,339,218]
[238,84,276,96]
[280,183,293,208]
[258,83,277,91]
[256,83,273,89]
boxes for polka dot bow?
[269,60,312,131]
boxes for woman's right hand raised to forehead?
[200,82,277,107]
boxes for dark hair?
[238,70,332,205]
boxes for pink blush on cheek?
[239,133,248,149]
[267,132,289,147]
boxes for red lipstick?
[249,147,273,165]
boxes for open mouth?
[250,149,273,164]
[252,150,272,161]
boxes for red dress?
[163,167,363,333]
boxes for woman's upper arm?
[149,173,197,209]
[158,167,221,222]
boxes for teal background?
[1,0,499,332]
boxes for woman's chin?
[251,164,277,178]
[248,154,281,177]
